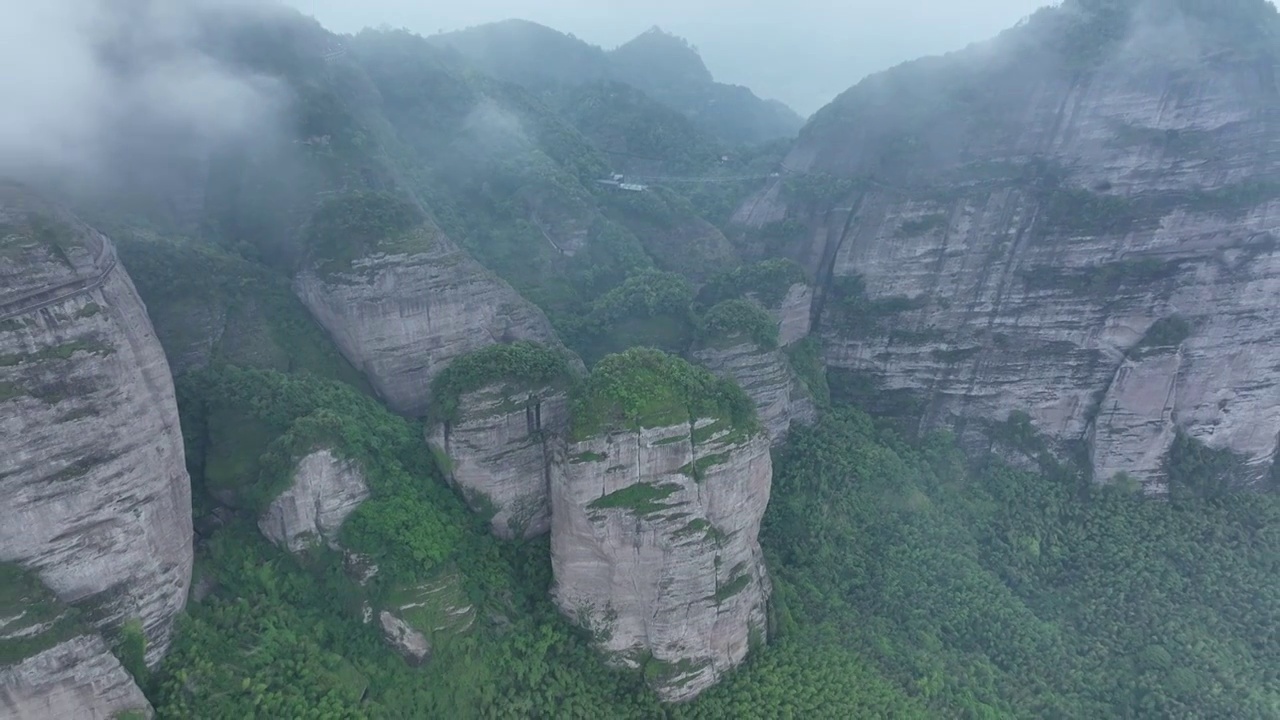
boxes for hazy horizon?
[287,0,1051,115]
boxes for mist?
[0,0,281,186]
[287,0,1049,115]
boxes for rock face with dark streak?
[294,222,570,418]
[735,1,1280,491]
[259,449,370,553]
[550,420,772,702]
[0,186,192,665]
[428,383,569,539]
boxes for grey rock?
[294,225,571,417]
[769,283,814,348]
[550,421,771,702]
[428,384,569,539]
[0,634,153,720]
[0,187,192,662]
[258,450,370,553]
[378,611,432,666]
[738,26,1280,490]
[693,340,815,444]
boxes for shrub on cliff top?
[570,347,757,439]
[697,299,779,350]
[304,191,436,275]
[699,258,807,308]
[429,341,575,425]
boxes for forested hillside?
[4,1,1279,718]
[432,21,804,147]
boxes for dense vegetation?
[697,299,780,349]
[115,232,367,387]
[23,6,1280,719]
[429,342,576,425]
[151,367,1280,719]
[569,348,758,440]
[698,259,808,309]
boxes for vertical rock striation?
[0,186,192,664]
[550,419,772,701]
[770,282,814,348]
[259,449,370,553]
[736,3,1280,489]
[428,383,569,539]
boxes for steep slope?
[609,28,804,146]
[1,566,152,720]
[735,0,1280,490]
[692,299,816,443]
[550,350,771,701]
[0,186,192,666]
[293,192,570,417]
[432,22,803,146]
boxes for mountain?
[0,185,191,717]
[734,0,1280,492]
[4,1,1280,717]
[432,22,805,146]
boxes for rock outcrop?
[259,450,370,553]
[0,186,192,662]
[428,384,569,539]
[693,341,816,444]
[736,1,1280,490]
[378,612,431,666]
[1,635,153,720]
[1,565,152,719]
[550,420,772,701]
[294,221,569,417]
[768,283,814,348]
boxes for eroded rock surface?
[550,420,771,702]
[428,384,569,539]
[768,282,814,348]
[294,224,568,417]
[735,7,1280,490]
[0,635,153,720]
[378,611,432,666]
[0,186,192,662]
[693,341,815,444]
[259,450,370,553]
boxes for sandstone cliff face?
[1,635,152,720]
[736,8,1280,490]
[0,187,192,661]
[1,565,152,719]
[428,384,569,539]
[259,450,370,553]
[768,283,814,348]
[294,228,569,417]
[693,341,815,444]
[550,421,771,702]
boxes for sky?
[287,0,1052,115]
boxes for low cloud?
[0,0,281,184]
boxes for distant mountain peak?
[613,26,712,85]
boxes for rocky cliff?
[693,340,815,444]
[259,449,370,553]
[294,211,570,417]
[1,565,152,720]
[1,634,153,720]
[428,383,569,539]
[549,350,770,701]
[736,0,1280,490]
[0,186,192,663]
